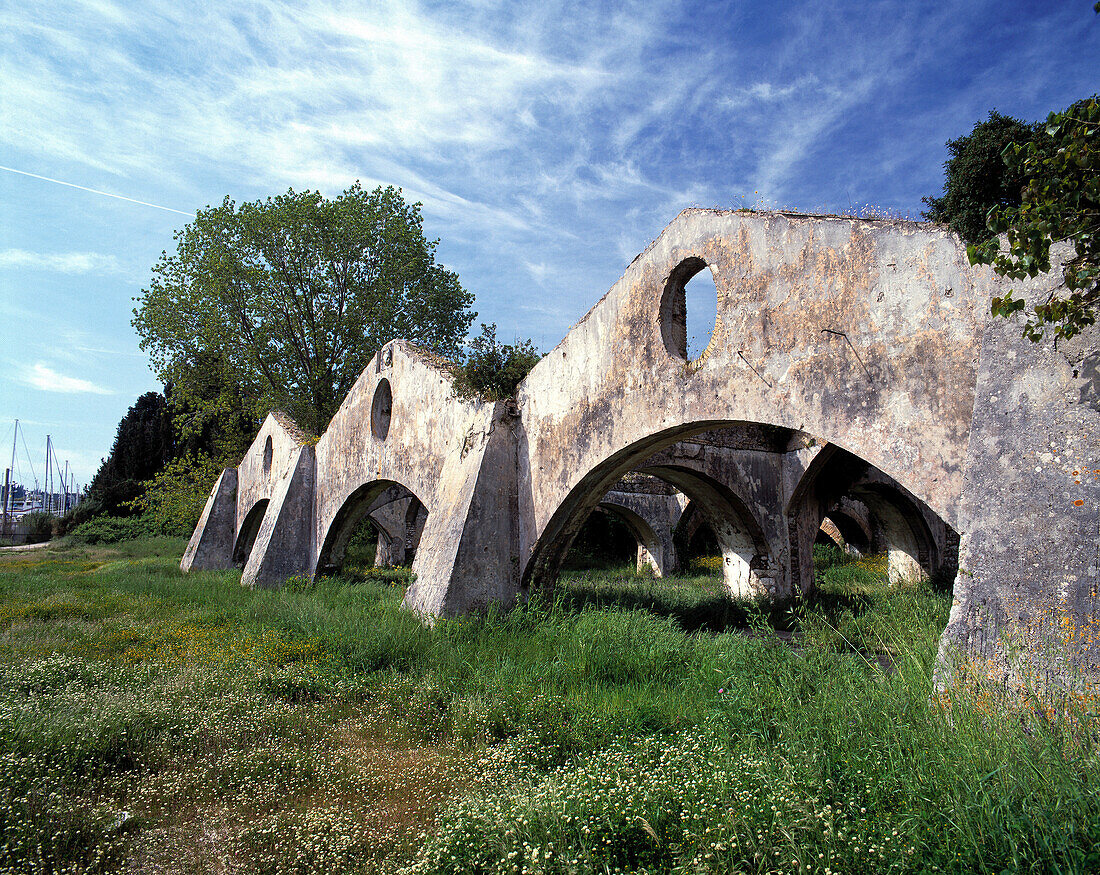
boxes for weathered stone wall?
[181,208,1098,690]
[516,210,989,594]
[938,267,1100,689]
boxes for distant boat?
[10,496,43,517]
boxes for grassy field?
[0,540,1097,874]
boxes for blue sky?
[1,0,1097,486]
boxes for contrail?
[0,164,192,216]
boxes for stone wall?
[182,209,1098,692]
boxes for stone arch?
[786,443,956,591]
[826,499,876,553]
[849,483,940,584]
[641,463,774,598]
[817,517,846,548]
[366,501,407,567]
[595,501,665,575]
[370,517,402,567]
[233,500,269,568]
[522,422,778,600]
[316,480,425,576]
[403,497,428,562]
[673,499,709,563]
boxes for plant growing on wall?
[451,323,543,401]
[970,97,1099,343]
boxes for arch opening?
[786,444,958,594]
[563,507,640,571]
[233,500,269,568]
[347,517,381,568]
[595,502,664,575]
[673,500,719,573]
[524,421,780,604]
[850,486,937,585]
[641,463,773,599]
[825,503,874,554]
[317,481,425,577]
[817,517,846,549]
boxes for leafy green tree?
[452,323,543,401]
[133,183,476,435]
[131,453,224,536]
[970,97,1099,342]
[167,350,261,464]
[124,356,262,536]
[922,111,1038,243]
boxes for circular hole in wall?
[262,436,273,473]
[659,257,719,363]
[372,379,393,440]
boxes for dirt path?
[0,541,51,552]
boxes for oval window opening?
[684,265,718,362]
[659,257,719,364]
[372,379,393,440]
[262,436,273,473]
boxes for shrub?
[21,511,57,544]
[130,452,222,536]
[921,110,1038,243]
[451,323,542,401]
[67,515,148,544]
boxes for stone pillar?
[403,402,521,617]
[181,468,238,572]
[241,447,316,589]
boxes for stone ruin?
[182,209,1099,689]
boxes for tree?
[922,111,1038,243]
[127,355,264,536]
[167,349,262,464]
[451,323,543,401]
[81,392,174,520]
[970,97,1099,343]
[133,183,476,435]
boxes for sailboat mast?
[7,420,16,515]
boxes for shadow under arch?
[672,499,717,565]
[316,480,426,576]
[233,499,269,568]
[848,482,943,584]
[523,421,779,598]
[640,463,774,598]
[787,444,956,592]
[596,500,665,575]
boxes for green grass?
[0,540,1097,874]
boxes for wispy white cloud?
[21,363,113,395]
[0,249,123,274]
[524,260,549,282]
[0,0,1093,348]
[751,75,879,199]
